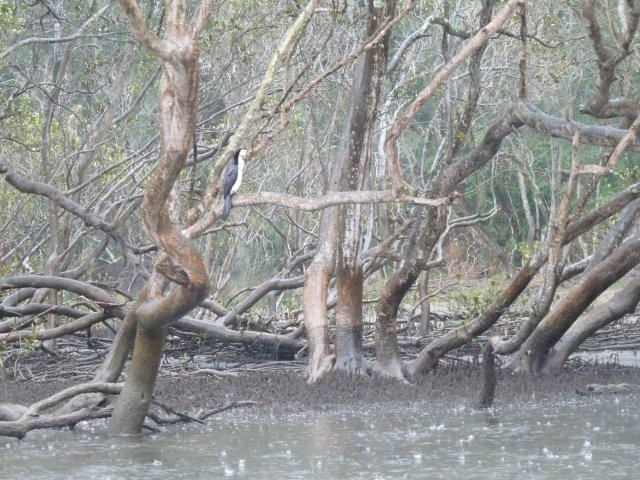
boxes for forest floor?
[3,274,640,417]
[3,351,640,419]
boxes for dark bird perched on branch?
[222,148,247,219]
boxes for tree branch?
[0,5,111,61]
[117,0,174,61]
[384,0,524,194]
[0,159,127,245]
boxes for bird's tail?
[223,194,232,219]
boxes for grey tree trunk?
[541,272,640,374]
[510,235,640,374]
[334,0,395,375]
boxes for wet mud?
[3,364,640,417]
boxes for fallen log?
[576,383,640,396]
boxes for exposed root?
[370,360,411,384]
[0,379,258,439]
[0,382,122,439]
[147,399,258,425]
[306,352,335,384]
[333,355,372,377]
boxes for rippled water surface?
[1,395,639,479]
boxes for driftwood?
[576,383,640,396]
[0,379,258,439]
[0,403,28,421]
[0,382,122,439]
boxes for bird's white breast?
[231,157,244,194]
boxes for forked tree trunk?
[375,0,525,379]
[379,111,521,379]
[304,0,395,381]
[334,0,394,375]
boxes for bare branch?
[0,311,106,343]
[384,0,524,194]
[117,0,174,60]
[185,190,458,237]
[0,159,126,244]
[0,5,111,61]
[515,101,640,149]
[387,16,434,73]
[0,275,126,316]
[219,276,304,326]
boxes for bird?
[222,148,247,219]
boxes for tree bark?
[512,235,640,374]
[334,0,394,376]
[109,324,166,434]
[542,272,640,374]
[303,207,339,382]
[477,340,497,409]
[405,185,640,378]
[109,0,212,434]
[417,271,431,335]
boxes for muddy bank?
[3,364,640,417]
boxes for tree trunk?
[512,235,640,374]
[405,187,640,378]
[303,208,338,382]
[541,272,640,374]
[477,340,497,409]
[379,111,521,379]
[335,266,366,373]
[109,0,212,434]
[375,0,522,379]
[417,271,431,335]
[376,264,420,378]
[334,0,394,375]
[108,323,166,434]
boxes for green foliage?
[449,277,502,325]
[0,1,23,39]
[1,97,44,149]
[516,240,542,263]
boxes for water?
[1,395,638,479]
